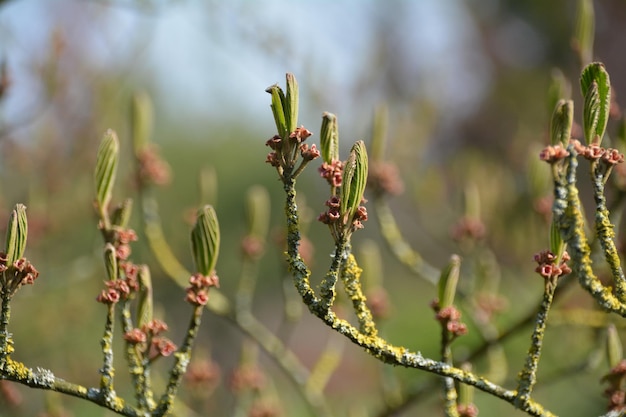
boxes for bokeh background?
[1,0,626,416]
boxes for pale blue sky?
[0,0,491,139]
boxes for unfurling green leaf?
[191,205,220,276]
[246,185,270,240]
[131,90,153,155]
[549,219,565,259]
[111,199,133,229]
[136,265,153,329]
[606,323,623,369]
[103,243,118,281]
[547,69,571,116]
[5,204,27,265]
[580,62,610,145]
[95,129,120,210]
[369,104,388,163]
[266,83,288,139]
[437,254,461,309]
[550,100,574,146]
[340,141,368,223]
[320,112,339,163]
[573,0,595,66]
[285,73,299,134]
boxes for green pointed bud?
[606,323,623,369]
[246,185,270,239]
[131,90,153,155]
[285,73,299,134]
[547,69,571,116]
[370,104,388,163]
[136,265,153,329]
[111,198,133,229]
[573,0,595,66]
[191,205,220,276]
[103,243,118,281]
[199,166,218,206]
[340,141,368,223]
[438,254,461,308]
[550,100,574,146]
[95,129,119,211]
[5,204,27,265]
[549,219,565,259]
[320,112,339,163]
[265,83,288,139]
[580,62,610,145]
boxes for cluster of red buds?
[533,250,571,280]
[185,359,221,390]
[430,302,468,338]
[185,272,220,306]
[0,253,39,297]
[368,161,404,196]
[539,144,569,163]
[317,196,368,232]
[96,261,140,304]
[123,319,177,360]
[248,401,281,417]
[571,140,625,165]
[318,159,344,187]
[112,227,138,261]
[241,235,265,259]
[265,127,319,169]
[136,144,171,187]
[539,139,625,166]
[229,365,266,393]
[450,216,486,242]
[602,359,626,412]
[457,403,479,417]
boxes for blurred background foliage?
[1,0,626,416]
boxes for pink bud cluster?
[571,140,625,165]
[318,159,344,187]
[533,250,571,280]
[136,144,171,187]
[602,359,626,412]
[123,319,177,360]
[265,126,318,168]
[0,253,39,296]
[539,139,625,166]
[368,161,404,196]
[430,301,468,338]
[96,261,140,304]
[185,272,220,306]
[317,196,368,232]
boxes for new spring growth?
[1,205,38,297]
[340,141,368,228]
[242,186,270,259]
[606,323,623,369]
[136,265,153,329]
[581,62,610,145]
[550,99,573,147]
[320,112,339,164]
[191,205,220,277]
[438,254,461,309]
[266,73,299,143]
[5,204,27,266]
[432,255,467,339]
[95,129,119,213]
